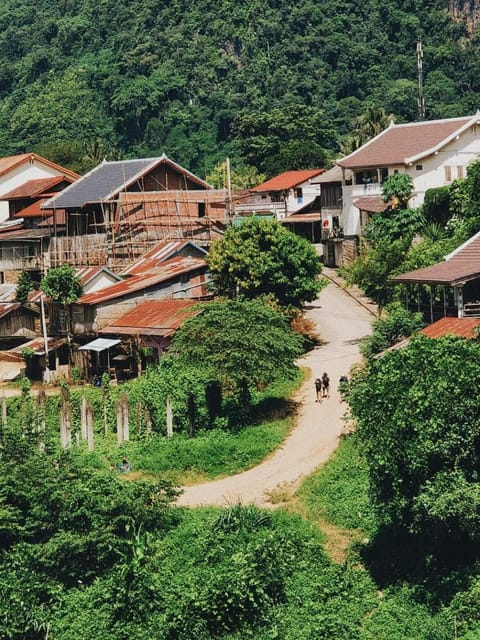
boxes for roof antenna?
[417,41,425,121]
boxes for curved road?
[176,279,373,508]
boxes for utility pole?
[417,41,425,121]
[40,294,50,383]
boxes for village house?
[98,298,202,379]
[392,229,480,322]
[41,154,228,269]
[233,169,325,242]
[336,113,480,264]
[70,255,208,379]
[0,155,78,281]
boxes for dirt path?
[177,278,373,508]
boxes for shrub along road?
[177,273,374,507]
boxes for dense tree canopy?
[350,334,480,545]
[0,1,477,175]
[170,298,303,394]
[207,217,323,309]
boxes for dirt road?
[176,277,373,508]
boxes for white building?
[336,114,480,262]
[0,153,78,222]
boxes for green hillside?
[0,0,478,175]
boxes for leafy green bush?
[360,302,423,359]
[298,433,377,534]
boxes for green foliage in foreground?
[298,433,376,535]
[360,302,424,360]
[350,334,480,545]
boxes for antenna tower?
[417,41,425,121]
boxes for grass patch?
[117,416,296,484]
[297,432,377,536]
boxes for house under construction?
[39,154,230,270]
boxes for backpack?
[315,378,322,389]
[322,375,329,386]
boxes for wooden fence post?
[80,397,88,441]
[166,396,173,438]
[86,400,94,451]
[60,385,71,449]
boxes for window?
[197,202,206,218]
[457,165,464,180]
[445,165,452,182]
[393,169,399,175]
[416,164,423,171]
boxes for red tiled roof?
[337,116,475,169]
[421,317,480,339]
[352,196,390,213]
[251,169,325,192]
[392,230,480,285]
[99,299,201,336]
[1,176,73,200]
[78,256,207,305]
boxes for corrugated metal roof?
[421,317,480,339]
[337,116,475,169]
[0,302,21,319]
[282,213,321,223]
[75,266,121,287]
[0,228,51,241]
[42,155,211,210]
[100,299,201,336]
[9,336,65,356]
[79,256,207,305]
[251,169,325,192]
[393,230,480,285]
[121,240,207,275]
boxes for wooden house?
[42,154,227,268]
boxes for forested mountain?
[0,0,479,176]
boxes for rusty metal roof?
[121,240,207,276]
[338,115,476,169]
[100,299,202,336]
[393,230,480,285]
[79,256,207,305]
[421,317,480,339]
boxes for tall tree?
[207,217,323,310]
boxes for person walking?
[314,377,323,402]
[321,372,330,398]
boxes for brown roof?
[392,231,480,285]
[78,256,207,305]
[251,169,325,192]
[1,176,73,200]
[352,196,390,213]
[0,154,78,181]
[337,115,476,169]
[282,213,321,223]
[421,317,480,339]
[99,299,201,336]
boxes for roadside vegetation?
[341,162,480,313]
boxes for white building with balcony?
[234,169,324,218]
[336,113,480,262]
